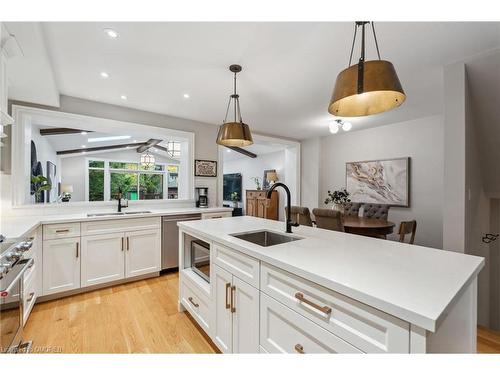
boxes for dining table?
[343,216,396,238]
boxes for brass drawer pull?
[225,283,231,309]
[188,297,199,308]
[294,292,332,315]
[294,344,305,354]
[127,237,130,251]
[55,229,70,233]
[121,237,124,251]
[27,292,35,302]
[76,242,79,258]
[230,285,236,313]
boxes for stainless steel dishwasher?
[161,214,202,270]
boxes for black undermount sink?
[231,230,302,247]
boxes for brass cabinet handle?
[76,242,79,258]
[127,237,130,251]
[27,292,35,302]
[188,297,199,308]
[294,344,305,354]
[225,283,231,309]
[230,285,236,313]
[294,292,332,315]
[56,229,70,233]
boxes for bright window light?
[88,135,131,143]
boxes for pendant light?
[216,64,253,147]
[140,150,155,168]
[328,22,406,117]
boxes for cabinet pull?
[27,292,35,302]
[294,292,332,315]
[188,297,199,308]
[56,229,70,233]
[225,283,231,309]
[121,237,124,251]
[76,242,79,258]
[294,344,305,354]
[127,237,130,251]
[230,285,236,313]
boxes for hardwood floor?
[23,272,500,353]
[24,272,218,353]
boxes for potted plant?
[31,175,51,203]
[324,189,351,213]
[251,177,262,190]
[230,192,239,208]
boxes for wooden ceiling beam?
[226,146,257,158]
[40,127,93,136]
[56,143,146,155]
[136,139,162,153]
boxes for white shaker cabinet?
[81,232,125,287]
[212,263,259,353]
[43,237,81,295]
[125,229,161,278]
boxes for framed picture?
[346,157,410,207]
[195,159,217,177]
[262,169,276,190]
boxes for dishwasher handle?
[162,215,202,222]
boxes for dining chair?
[285,206,313,227]
[398,220,417,244]
[344,202,361,217]
[312,208,344,232]
[362,203,390,220]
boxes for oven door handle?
[0,258,34,297]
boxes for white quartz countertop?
[178,216,484,332]
[0,207,232,238]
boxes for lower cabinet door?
[125,229,161,278]
[43,238,81,295]
[260,293,363,354]
[81,232,125,287]
[212,264,233,353]
[232,276,260,353]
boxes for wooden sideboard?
[246,190,279,221]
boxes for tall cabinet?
[245,190,279,220]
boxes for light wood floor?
[24,272,217,353]
[24,272,500,353]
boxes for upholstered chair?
[312,208,344,232]
[344,202,361,217]
[285,206,313,227]
[362,203,390,220]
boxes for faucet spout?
[267,182,297,234]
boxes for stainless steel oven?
[190,240,210,283]
[0,236,34,354]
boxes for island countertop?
[178,216,484,332]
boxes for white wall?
[306,115,444,249]
[223,150,286,220]
[300,137,320,211]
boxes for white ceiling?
[6,22,500,139]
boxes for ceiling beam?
[152,144,169,153]
[40,127,93,136]
[136,139,162,153]
[56,142,146,155]
[226,146,257,158]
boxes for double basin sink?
[231,230,302,247]
[87,211,152,217]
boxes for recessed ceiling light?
[81,131,87,135]
[120,95,127,100]
[132,140,137,143]
[81,145,86,148]
[103,28,119,39]
[88,135,131,143]
[100,72,109,79]
[226,149,231,153]
[342,121,352,131]
[183,93,190,99]
[329,122,340,134]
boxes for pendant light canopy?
[216,64,253,147]
[329,22,405,117]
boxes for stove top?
[0,235,34,281]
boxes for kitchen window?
[86,159,179,201]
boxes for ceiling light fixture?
[329,122,340,134]
[88,135,131,143]
[100,71,109,79]
[216,64,253,147]
[329,119,352,134]
[81,131,88,135]
[183,93,190,99]
[120,95,127,100]
[81,145,87,148]
[328,22,405,117]
[104,28,119,39]
[140,151,155,168]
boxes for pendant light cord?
[223,70,243,123]
[348,21,382,66]
[371,22,381,60]
[348,23,358,67]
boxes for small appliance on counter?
[0,234,34,353]
[195,187,208,208]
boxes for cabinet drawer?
[260,293,362,354]
[181,277,211,333]
[23,267,38,325]
[201,211,232,220]
[81,217,160,236]
[213,243,259,288]
[43,222,81,240]
[260,263,410,353]
[23,257,36,288]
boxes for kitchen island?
[178,216,484,353]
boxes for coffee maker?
[195,187,208,208]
